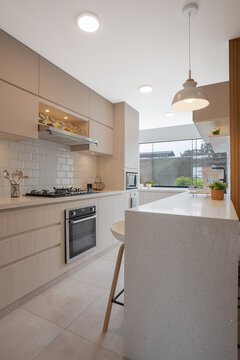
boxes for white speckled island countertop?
[124,192,239,360]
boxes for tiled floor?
[0,246,125,360]
[1,245,239,360]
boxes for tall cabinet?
[98,102,139,190]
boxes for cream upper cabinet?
[90,90,113,128]
[0,81,38,140]
[124,103,139,170]
[89,120,113,155]
[39,57,90,117]
[0,29,39,94]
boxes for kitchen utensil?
[3,169,10,181]
[17,170,23,184]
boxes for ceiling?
[0,0,239,129]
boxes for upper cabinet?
[193,82,229,153]
[0,29,39,94]
[124,103,139,170]
[39,57,90,117]
[89,120,113,155]
[89,90,113,128]
[0,81,38,140]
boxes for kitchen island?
[124,192,239,360]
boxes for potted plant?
[209,181,228,200]
[144,180,155,190]
[211,128,220,135]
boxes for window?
[140,139,227,187]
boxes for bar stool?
[103,221,125,333]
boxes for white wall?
[0,139,98,196]
[139,124,201,144]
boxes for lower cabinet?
[98,194,124,251]
[124,191,139,210]
[0,193,126,311]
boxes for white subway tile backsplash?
[0,139,98,196]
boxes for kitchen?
[0,1,240,360]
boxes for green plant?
[209,181,228,190]
[174,176,204,188]
[144,180,155,186]
[211,128,220,135]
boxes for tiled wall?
[0,139,98,197]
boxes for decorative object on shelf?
[38,112,46,124]
[171,3,209,111]
[93,176,105,191]
[209,181,228,200]
[211,128,220,135]
[3,169,28,198]
[144,180,155,190]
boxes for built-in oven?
[126,172,138,189]
[65,205,97,264]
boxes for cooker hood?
[38,124,98,147]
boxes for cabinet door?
[90,90,113,127]
[124,103,139,169]
[98,196,114,251]
[89,120,113,155]
[39,57,90,117]
[0,30,39,94]
[0,81,38,140]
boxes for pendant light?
[171,3,209,111]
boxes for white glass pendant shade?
[172,79,209,111]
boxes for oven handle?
[69,215,97,225]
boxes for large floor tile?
[21,277,105,328]
[68,292,124,356]
[34,330,122,360]
[71,258,124,291]
[0,308,62,360]
[99,245,123,263]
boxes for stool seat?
[110,221,125,243]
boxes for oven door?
[66,215,97,264]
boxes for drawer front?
[39,57,90,117]
[0,246,61,310]
[0,225,61,267]
[0,205,61,238]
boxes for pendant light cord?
[188,10,191,79]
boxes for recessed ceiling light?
[138,85,153,93]
[76,12,100,32]
[64,116,68,120]
[45,109,50,113]
[91,152,95,155]
[165,112,175,117]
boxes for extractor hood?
[38,124,98,147]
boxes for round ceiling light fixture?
[76,12,100,32]
[171,3,209,111]
[139,85,153,93]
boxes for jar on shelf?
[93,176,105,191]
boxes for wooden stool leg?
[102,243,124,333]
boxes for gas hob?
[25,187,96,198]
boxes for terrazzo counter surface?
[124,192,239,360]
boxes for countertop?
[0,190,125,211]
[138,187,188,193]
[129,192,238,221]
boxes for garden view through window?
[140,139,227,187]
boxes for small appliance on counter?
[25,187,97,198]
[126,172,138,189]
[3,169,28,198]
